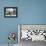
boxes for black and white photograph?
[4,7,18,18]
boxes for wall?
[0,0,19,44]
[0,0,46,44]
[19,0,46,24]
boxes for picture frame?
[4,7,18,18]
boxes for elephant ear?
[8,36,10,40]
[8,37,10,40]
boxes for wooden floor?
[19,39,46,46]
[0,40,46,46]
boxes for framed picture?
[4,7,18,18]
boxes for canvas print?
[4,7,18,18]
[8,32,18,46]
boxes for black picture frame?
[4,7,18,18]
